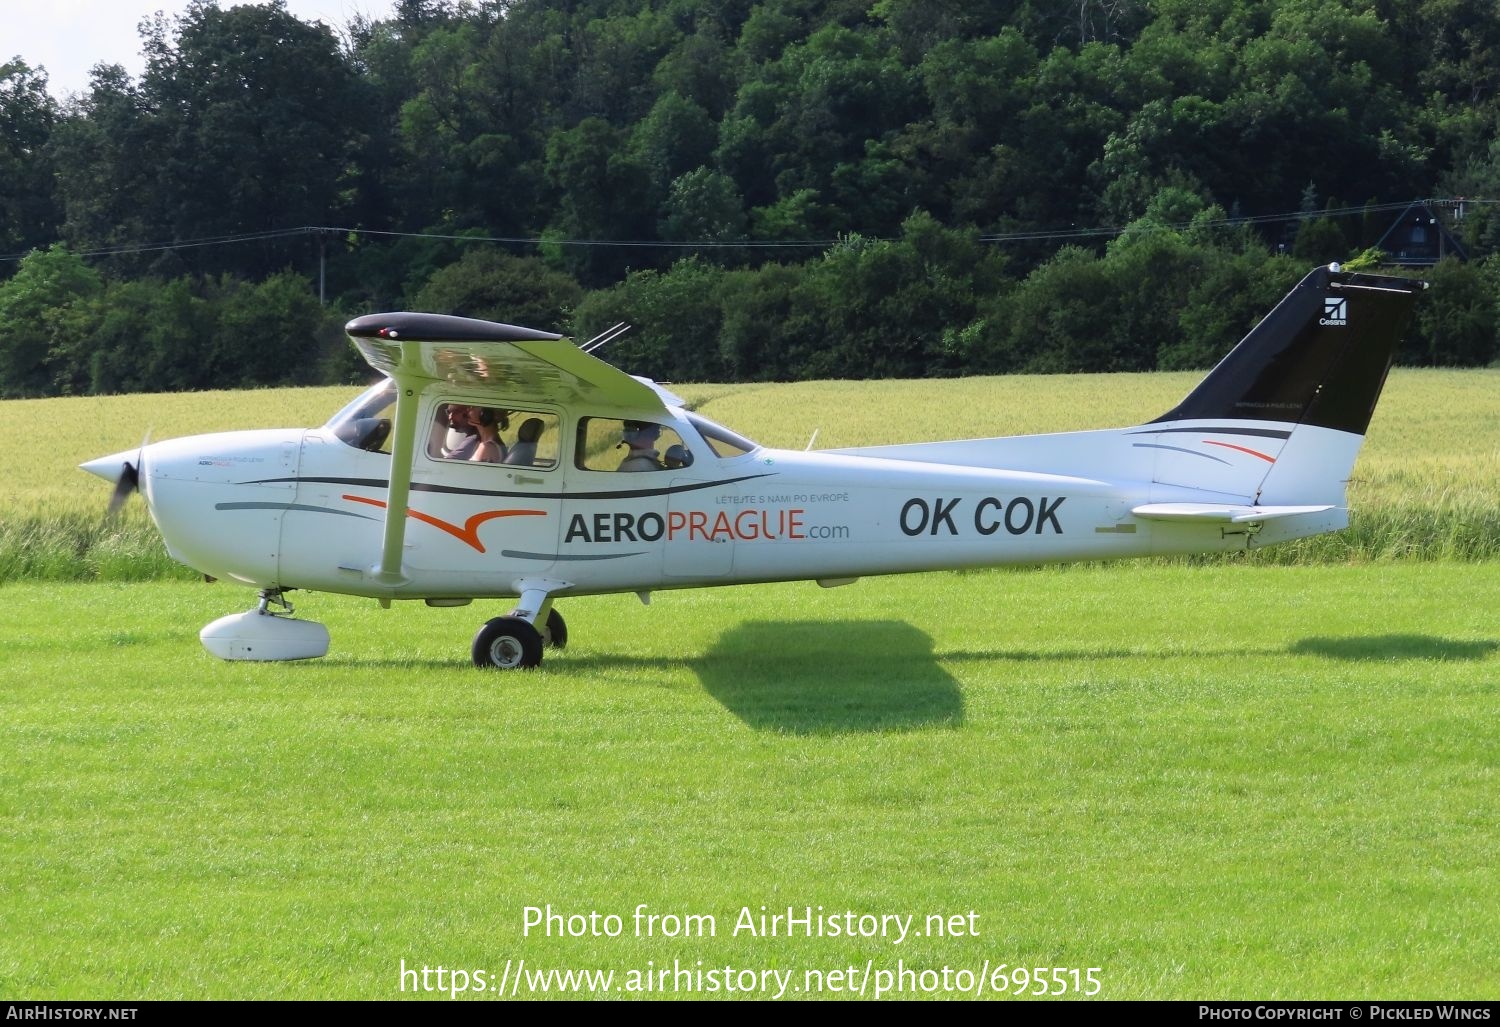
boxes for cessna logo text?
[566,509,807,543]
[900,496,1066,536]
[1320,297,1347,326]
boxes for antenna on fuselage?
[581,322,631,354]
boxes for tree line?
[2,0,1498,397]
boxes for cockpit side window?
[428,403,561,468]
[575,417,690,472]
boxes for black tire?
[541,607,567,649]
[472,616,544,670]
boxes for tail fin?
[1144,264,1425,505]
[1155,264,1425,432]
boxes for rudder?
[1147,264,1425,505]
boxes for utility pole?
[317,229,327,305]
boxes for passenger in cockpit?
[471,407,507,463]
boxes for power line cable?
[2,198,1488,263]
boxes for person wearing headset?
[438,403,479,460]
[470,407,509,463]
[617,421,664,471]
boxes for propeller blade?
[105,461,139,517]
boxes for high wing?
[343,311,665,409]
[342,311,669,585]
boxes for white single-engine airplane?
[83,263,1423,669]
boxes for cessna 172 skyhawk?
[82,263,1423,669]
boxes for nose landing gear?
[200,589,331,662]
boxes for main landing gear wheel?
[472,616,544,670]
[541,607,567,649]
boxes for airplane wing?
[344,311,666,410]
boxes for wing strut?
[376,345,423,586]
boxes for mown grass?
[0,564,1495,999]
[1,368,1497,580]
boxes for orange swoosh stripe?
[342,494,545,553]
[1202,440,1276,463]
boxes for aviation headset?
[475,408,510,431]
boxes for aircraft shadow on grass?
[694,620,963,735]
[321,620,962,734]
[1289,634,1498,662]
[316,632,1492,723]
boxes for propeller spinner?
[80,434,150,517]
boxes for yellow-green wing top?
[344,311,665,411]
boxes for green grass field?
[1,564,1495,999]
[1,369,1496,1000]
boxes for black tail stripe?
[1126,426,1292,439]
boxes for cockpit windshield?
[685,412,759,459]
[326,380,396,453]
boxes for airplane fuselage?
[134,411,1335,602]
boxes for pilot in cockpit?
[436,404,479,460]
[617,421,664,471]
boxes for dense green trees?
[0,248,346,398]
[2,0,1498,397]
[46,1,363,280]
[0,247,101,397]
[412,247,583,329]
[0,61,59,259]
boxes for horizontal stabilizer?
[1131,503,1334,523]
